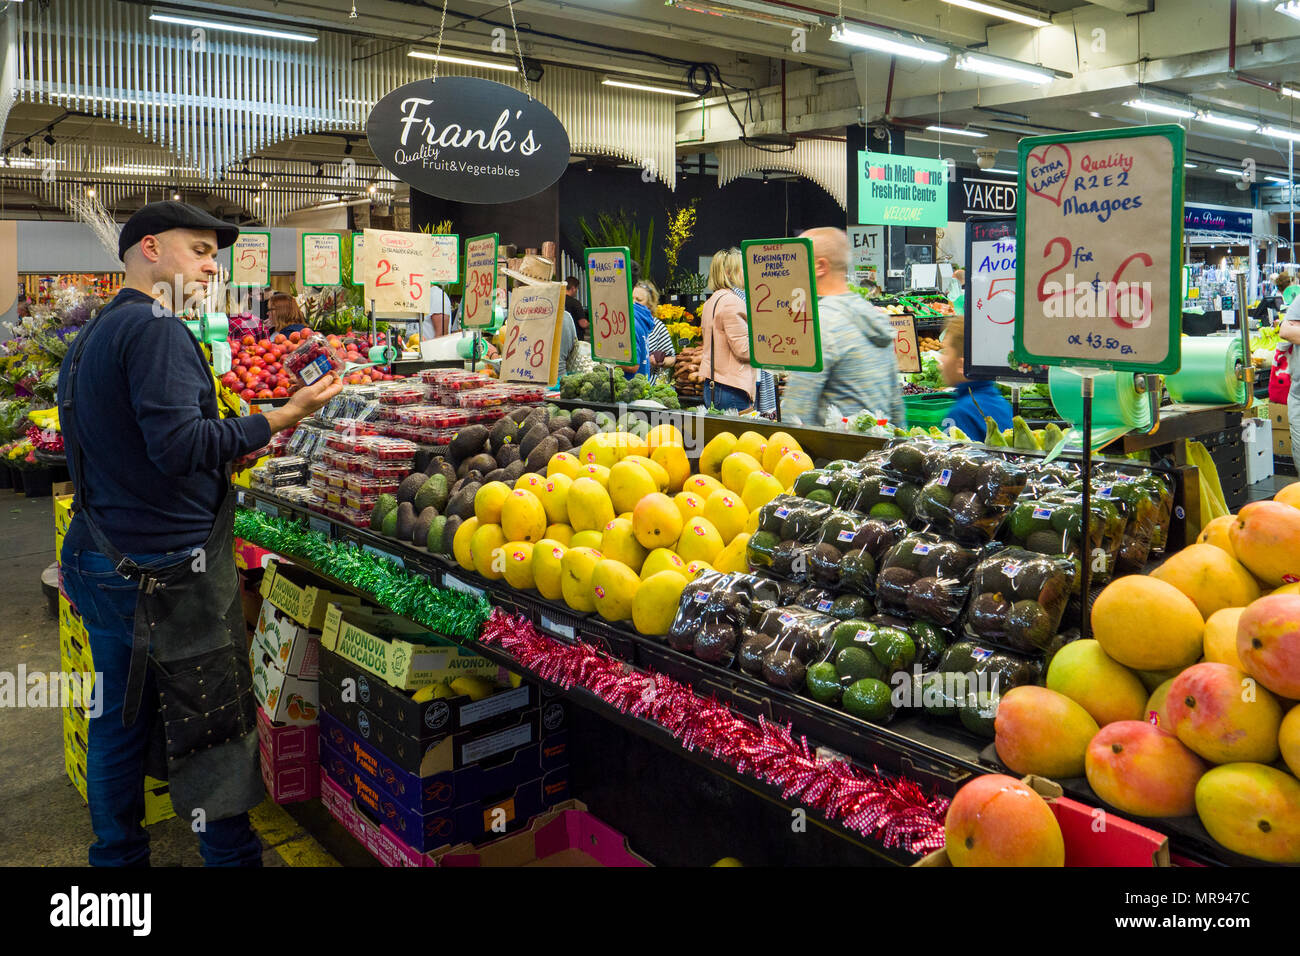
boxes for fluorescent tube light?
[955,52,1056,84]
[149,12,317,42]
[1185,163,1198,169]
[1264,126,1300,141]
[1125,99,1196,119]
[1216,167,1249,176]
[940,0,1051,29]
[1200,112,1260,132]
[829,23,950,63]
[926,125,987,138]
[1277,3,1300,23]
[1266,175,1292,183]
[407,51,519,73]
[603,78,695,97]
[987,168,1018,175]
[664,0,823,28]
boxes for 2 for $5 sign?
[363,228,432,313]
[741,237,822,372]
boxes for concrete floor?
[0,487,372,867]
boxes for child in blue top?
[937,316,1013,440]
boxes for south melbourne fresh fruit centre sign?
[858,152,949,228]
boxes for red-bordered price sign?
[741,237,823,372]
[301,232,342,287]
[229,232,270,287]
[462,233,499,329]
[890,313,921,374]
[500,282,565,385]
[363,228,432,314]
[584,245,636,366]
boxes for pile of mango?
[990,489,1300,864]
[451,425,813,639]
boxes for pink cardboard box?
[256,706,320,765]
[259,740,319,804]
[319,769,430,867]
[437,800,651,867]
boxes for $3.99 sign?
[741,237,823,372]
[584,246,637,365]
[461,233,499,329]
[501,282,565,385]
[363,228,432,313]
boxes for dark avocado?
[909,621,948,670]
[1025,529,1067,555]
[781,509,821,541]
[830,594,872,620]
[947,456,982,493]
[761,649,807,690]
[777,580,804,604]
[1005,599,1055,652]
[737,635,770,675]
[967,591,1011,637]
[694,623,738,664]
[906,576,962,626]
[875,566,919,608]
[886,444,926,480]
[958,688,1001,738]
[918,482,954,523]
[770,541,802,579]
[838,551,876,594]
[808,542,844,588]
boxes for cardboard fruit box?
[319,768,430,867]
[319,647,531,743]
[253,600,320,679]
[319,603,502,691]
[913,775,1171,868]
[256,706,319,765]
[437,800,652,867]
[259,739,319,804]
[319,710,569,815]
[251,637,319,726]
[320,738,570,854]
[259,560,361,629]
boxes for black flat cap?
[118,200,240,261]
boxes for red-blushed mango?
[1091,576,1204,671]
[1236,593,1300,699]
[1166,662,1283,764]
[1149,543,1260,620]
[1085,721,1207,818]
[1045,639,1148,727]
[1227,500,1300,587]
[1195,763,1300,864]
[944,774,1064,867]
[994,686,1099,779]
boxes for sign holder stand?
[1078,370,1096,642]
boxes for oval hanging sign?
[365,76,570,205]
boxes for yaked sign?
[948,168,1018,221]
[366,76,570,204]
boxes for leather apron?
[59,306,263,822]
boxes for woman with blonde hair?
[698,248,755,411]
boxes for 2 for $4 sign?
[741,238,822,372]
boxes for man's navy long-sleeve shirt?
[59,288,271,554]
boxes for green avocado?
[866,626,917,674]
[835,646,885,683]
[869,502,906,521]
[958,688,1001,738]
[842,678,895,722]
[806,489,834,505]
[829,594,872,620]
[805,662,843,706]
[746,531,780,567]
[831,619,876,655]
[793,469,826,497]
[838,551,876,594]
[909,621,948,670]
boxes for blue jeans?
[60,545,263,868]
[702,381,752,412]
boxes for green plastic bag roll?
[1164,336,1247,405]
[1047,366,1154,457]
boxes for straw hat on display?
[502,253,558,287]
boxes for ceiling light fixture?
[1266,175,1292,183]
[663,0,822,28]
[1200,112,1261,132]
[1215,167,1250,176]
[260,179,268,189]
[987,168,1018,176]
[926,125,987,138]
[939,0,1051,29]
[1263,126,1300,141]
[1125,98,1196,119]
[407,50,519,73]
[829,23,950,63]
[1283,85,1300,99]
[1277,2,1300,23]
[172,192,181,200]
[42,133,55,146]
[602,78,695,97]
[955,52,1058,84]
[1185,162,1198,169]
[149,11,317,42]
[85,187,95,197]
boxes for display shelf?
[234,488,935,864]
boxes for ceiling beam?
[1084,0,1153,13]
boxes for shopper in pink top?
[698,248,755,412]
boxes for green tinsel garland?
[233,507,491,640]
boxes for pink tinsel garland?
[479,609,950,856]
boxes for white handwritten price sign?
[740,237,823,372]
[461,233,499,329]
[965,217,1025,380]
[301,232,342,287]
[429,234,460,284]
[584,246,636,365]
[229,232,270,287]
[890,313,921,374]
[363,228,433,314]
[1015,124,1184,374]
[501,282,564,385]
[351,233,364,286]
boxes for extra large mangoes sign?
[366,76,570,204]
[858,152,949,228]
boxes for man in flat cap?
[58,202,341,866]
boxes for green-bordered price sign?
[462,233,499,329]
[1014,124,1185,374]
[741,237,822,372]
[301,232,342,287]
[351,232,365,286]
[429,234,460,284]
[229,232,270,287]
[584,246,636,366]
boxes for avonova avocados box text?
[319,603,500,690]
